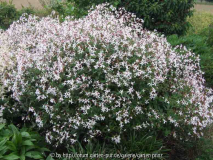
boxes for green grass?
[187,11,213,35]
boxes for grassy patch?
[187,11,213,35]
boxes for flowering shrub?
[0,108,5,124]
[0,3,213,146]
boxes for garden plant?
[0,1,213,150]
[0,123,50,160]
[1,1,213,159]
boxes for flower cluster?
[0,3,213,146]
[0,106,5,124]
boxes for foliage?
[53,0,195,36]
[60,131,169,160]
[194,124,213,160]
[167,13,213,158]
[0,1,51,30]
[0,124,50,160]
[167,34,213,88]
[38,0,196,35]
[0,3,213,151]
[19,7,36,16]
[207,22,213,46]
[0,1,19,30]
[167,34,210,54]
[39,0,89,20]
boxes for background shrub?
[39,0,89,20]
[0,1,18,30]
[1,0,195,35]
[167,32,213,88]
[165,9,213,158]
[207,22,213,46]
[0,1,51,30]
[54,0,195,35]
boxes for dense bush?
[39,0,89,20]
[57,0,195,35]
[166,13,213,158]
[0,3,213,149]
[0,1,18,30]
[167,33,213,88]
[0,1,49,30]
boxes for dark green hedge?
[69,0,195,35]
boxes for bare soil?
[1,0,43,9]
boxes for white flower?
[0,3,212,145]
[112,135,121,144]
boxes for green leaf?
[3,153,20,160]
[6,141,17,151]
[26,151,44,159]
[0,138,8,148]
[12,132,22,147]
[21,132,31,138]
[0,124,5,130]
[22,140,34,146]
[2,129,13,138]
[8,125,19,135]
[20,155,25,160]
[26,145,36,152]
[0,146,8,155]
[29,139,37,142]
[20,146,26,157]
[46,155,55,160]
[39,147,50,152]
